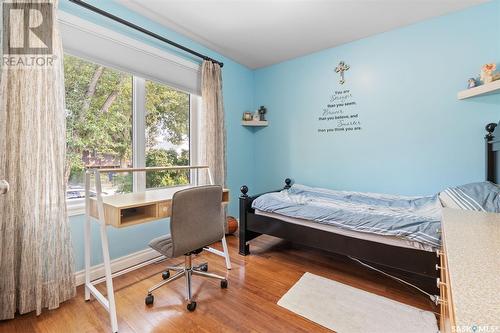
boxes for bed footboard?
[238,186,258,255]
[238,179,292,255]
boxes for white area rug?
[278,272,438,333]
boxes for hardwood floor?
[0,235,437,333]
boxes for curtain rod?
[67,0,224,68]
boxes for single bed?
[239,122,500,295]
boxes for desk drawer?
[158,202,171,218]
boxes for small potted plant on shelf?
[258,106,267,121]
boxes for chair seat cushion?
[148,234,174,258]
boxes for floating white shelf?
[241,120,268,127]
[457,80,500,100]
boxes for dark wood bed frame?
[239,122,500,295]
[486,122,499,183]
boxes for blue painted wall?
[62,0,500,271]
[252,1,500,196]
[59,0,256,271]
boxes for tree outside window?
[64,54,191,199]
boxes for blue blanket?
[252,184,442,248]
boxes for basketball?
[226,216,238,234]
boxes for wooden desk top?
[92,186,190,209]
[441,208,500,328]
[88,186,229,227]
[90,186,229,208]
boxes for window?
[145,80,190,189]
[64,54,194,204]
[64,55,133,198]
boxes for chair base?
[145,255,227,311]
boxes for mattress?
[252,184,442,249]
[254,209,435,252]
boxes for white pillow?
[438,192,461,209]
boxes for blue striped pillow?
[442,182,500,212]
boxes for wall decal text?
[318,89,362,134]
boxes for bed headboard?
[486,122,500,183]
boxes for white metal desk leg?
[100,223,119,333]
[84,218,91,300]
[94,170,119,333]
[206,168,231,269]
[84,172,91,301]
[221,235,232,270]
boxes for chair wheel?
[162,271,170,279]
[187,301,197,311]
[221,279,228,289]
[145,294,154,305]
[200,264,208,272]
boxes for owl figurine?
[467,78,477,89]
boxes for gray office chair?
[145,185,228,311]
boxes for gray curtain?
[0,0,75,319]
[200,60,226,187]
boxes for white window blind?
[58,11,201,95]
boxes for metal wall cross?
[335,61,350,85]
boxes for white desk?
[88,186,230,227]
[84,166,231,333]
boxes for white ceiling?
[117,0,488,69]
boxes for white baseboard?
[74,248,162,286]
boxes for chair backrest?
[170,185,224,257]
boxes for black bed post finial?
[486,123,497,139]
[240,185,249,198]
[284,178,292,189]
